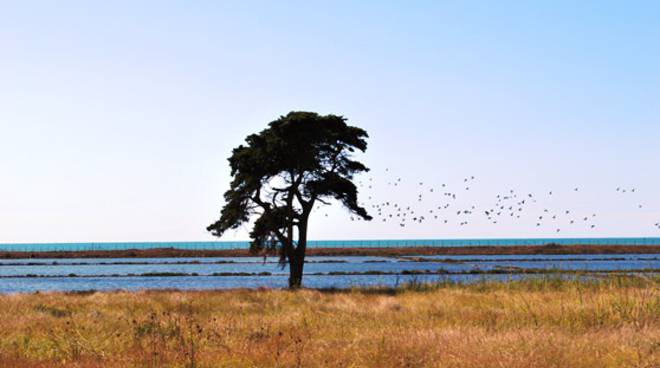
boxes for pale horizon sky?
[1,1,659,243]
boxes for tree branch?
[251,188,287,245]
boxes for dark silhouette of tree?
[207,111,371,288]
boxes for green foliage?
[207,111,371,286]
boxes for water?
[1,237,659,252]
[0,274,557,293]
[0,254,656,293]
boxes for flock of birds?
[317,168,660,233]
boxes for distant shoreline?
[1,244,659,259]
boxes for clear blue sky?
[1,1,659,243]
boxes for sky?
[1,1,659,243]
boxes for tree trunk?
[288,221,308,289]
[288,254,304,289]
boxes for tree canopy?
[207,111,371,287]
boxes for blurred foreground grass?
[0,276,658,367]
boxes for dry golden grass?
[0,277,658,367]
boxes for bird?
[350,170,653,237]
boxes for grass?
[0,276,657,367]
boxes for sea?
[1,237,660,252]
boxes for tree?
[207,111,372,288]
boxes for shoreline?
[1,268,657,279]
[1,244,659,259]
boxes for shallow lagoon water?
[0,274,602,294]
[0,254,656,293]
[0,261,463,277]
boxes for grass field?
[0,276,658,367]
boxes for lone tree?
[207,111,372,288]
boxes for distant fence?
[1,238,659,252]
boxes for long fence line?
[1,238,660,252]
